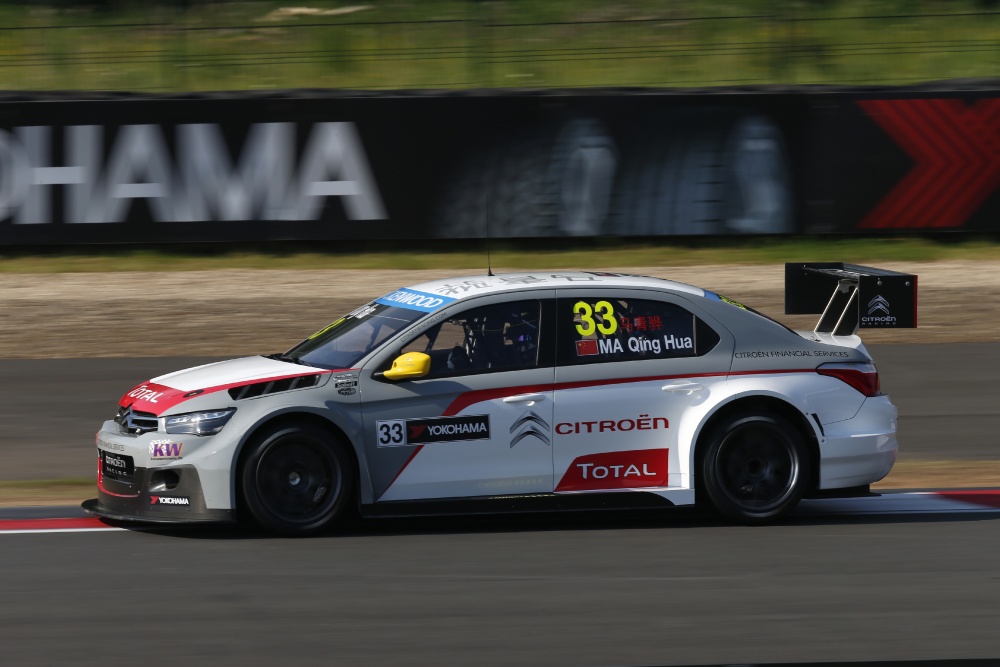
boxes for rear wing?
[785,263,917,336]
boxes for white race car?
[83,263,916,534]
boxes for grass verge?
[4,237,1000,273]
[0,478,94,508]
[3,462,998,507]
[3,1,1000,91]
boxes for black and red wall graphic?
[2,86,1000,245]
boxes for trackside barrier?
[1,83,1000,245]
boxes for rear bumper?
[84,462,234,524]
[818,395,898,489]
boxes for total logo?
[861,295,897,326]
[149,496,190,506]
[127,384,165,404]
[556,449,669,491]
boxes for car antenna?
[485,192,495,277]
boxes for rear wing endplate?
[785,263,917,336]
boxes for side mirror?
[382,352,431,381]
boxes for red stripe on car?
[387,369,814,494]
[119,369,346,416]
[441,369,813,416]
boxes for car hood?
[118,356,332,416]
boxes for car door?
[551,289,734,493]
[360,292,556,502]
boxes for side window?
[397,300,542,378]
[557,296,720,366]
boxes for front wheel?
[700,412,809,525]
[240,423,354,536]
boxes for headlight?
[161,409,236,436]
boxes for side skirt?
[362,490,678,519]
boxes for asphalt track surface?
[2,343,998,480]
[2,504,1000,665]
[2,345,1000,665]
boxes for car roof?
[404,271,706,301]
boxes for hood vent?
[228,374,321,401]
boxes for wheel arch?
[689,393,821,502]
[230,409,364,514]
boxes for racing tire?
[240,423,355,536]
[700,412,809,525]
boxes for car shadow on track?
[118,505,1000,540]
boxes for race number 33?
[376,420,406,447]
[574,300,618,336]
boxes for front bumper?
[818,394,899,489]
[82,462,234,524]
[83,420,237,524]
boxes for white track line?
[0,527,126,535]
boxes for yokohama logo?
[0,122,385,225]
[405,415,491,445]
[149,496,190,506]
[858,98,1000,229]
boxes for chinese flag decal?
[858,98,1000,229]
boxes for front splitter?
[81,498,235,524]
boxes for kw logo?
[149,440,183,459]
[509,410,551,448]
[857,98,1000,229]
[867,295,891,316]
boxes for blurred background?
[4,7,1000,665]
[0,0,999,92]
[0,2,998,245]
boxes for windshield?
[284,302,426,370]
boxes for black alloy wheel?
[241,423,354,536]
[701,412,809,524]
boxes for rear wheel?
[701,412,809,524]
[240,423,354,536]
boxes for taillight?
[817,362,880,397]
